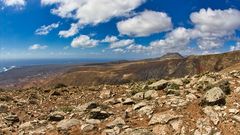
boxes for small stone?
[120,128,154,135]
[138,105,154,117]
[152,125,172,135]
[106,117,125,128]
[229,109,239,114]
[235,87,240,93]
[57,119,80,130]
[48,112,65,121]
[4,114,19,123]
[100,90,112,99]
[86,119,101,124]
[232,115,240,123]
[0,104,8,113]
[89,111,110,120]
[123,98,135,105]
[19,121,33,130]
[132,92,144,100]
[133,101,147,110]
[194,118,213,135]
[81,124,95,132]
[77,101,98,111]
[203,106,219,125]
[148,111,181,125]
[144,90,158,99]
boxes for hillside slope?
[49,51,240,86]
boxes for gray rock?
[138,105,154,117]
[144,90,158,99]
[57,119,80,130]
[77,101,98,111]
[81,124,95,132]
[194,118,213,135]
[132,92,144,100]
[89,110,110,120]
[122,98,135,105]
[133,101,147,110]
[232,115,240,123]
[86,119,101,124]
[120,128,154,135]
[19,121,33,130]
[203,87,226,106]
[148,80,168,90]
[0,104,8,113]
[106,117,125,128]
[203,106,219,125]
[100,90,112,99]
[4,114,19,123]
[149,112,181,125]
[48,111,65,121]
[152,125,172,135]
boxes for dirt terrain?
[0,69,240,135]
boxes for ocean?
[0,58,114,73]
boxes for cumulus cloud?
[190,8,240,50]
[29,44,48,50]
[71,35,99,48]
[230,42,240,51]
[102,36,119,43]
[110,39,134,49]
[42,0,146,37]
[35,22,60,35]
[59,23,80,38]
[117,10,173,37]
[2,0,26,7]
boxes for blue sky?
[0,0,240,59]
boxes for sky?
[1,0,240,60]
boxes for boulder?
[148,80,168,90]
[203,87,226,106]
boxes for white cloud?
[117,10,173,37]
[35,22,60,35]
[2,0,25,7]
[42,0,146,37]
[29,44,48,50]
[149,27,192,52]
[190,8,240,50]
[230,42,240,51]
[113,48,126,54]
[102,35,119,43]
[59,23,80,38]
[71,35,99,48]
[110,39,134,49]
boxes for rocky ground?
[0,70,240,135]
